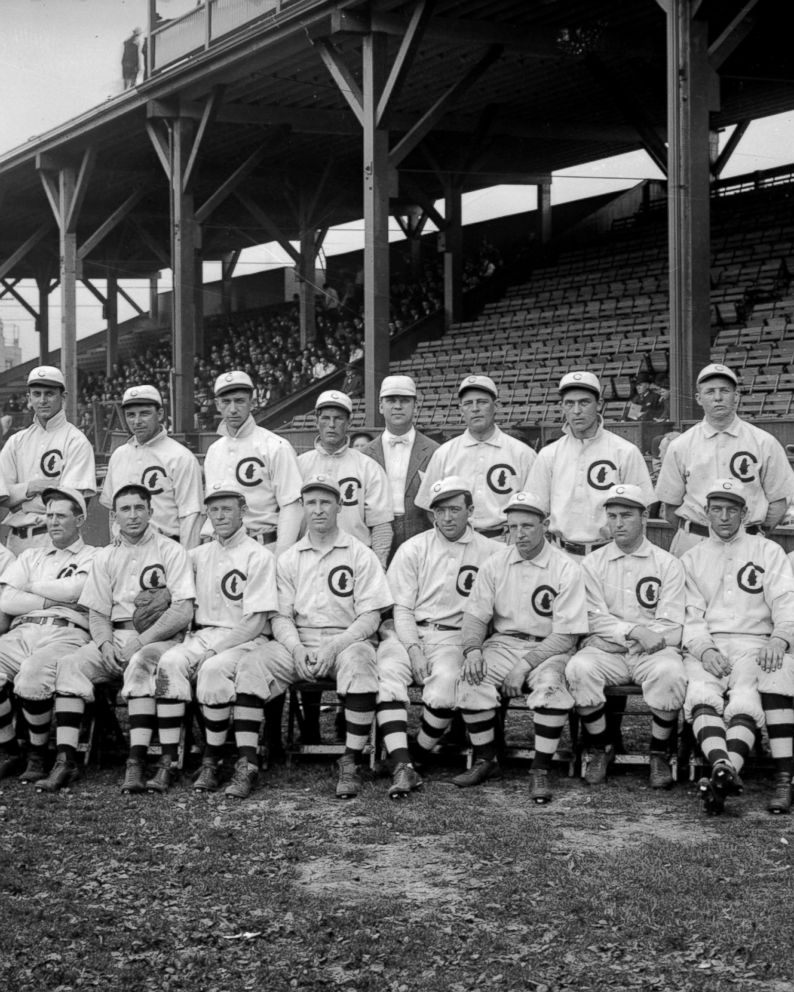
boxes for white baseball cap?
[705,478,747,506]
[122,384,163,407]
[204,481,246,504]
[214,370,254,396]
[428,475,472,508]
[504,490,548,518]
[315,390,353,414]
[42,486,87,517]
[603,484,647,511]
[300,474,341,498]
[28,365,65,390]
[559,371,601,398]
[458,374,498,399]
[696,363,738,386]
[380,375,416,398]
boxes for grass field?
[3,752,794,992]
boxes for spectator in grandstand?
[655,363,794,557]
[625,372,662,421]
[652,374,671,422]
[121,28,141,89]
[350,431,374,452]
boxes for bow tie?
[389,436,409,446]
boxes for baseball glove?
[132,587,172,634]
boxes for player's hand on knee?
[758,636,787,673]
[100,641,125,677]
[462,648,485,685]
[628,625,666,654]
[701,648,730,678]
[313,643,337,678]
[408,644,430,683]
[502,660,530,697]
[292,645,313,681]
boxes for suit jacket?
[363,430,439,552]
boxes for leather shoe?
[0,750,22,780]
[193,758,220,792]
[452,757,502,789]
[36,755,79,793]
[336,753,362,799]
[768,772,792,814]
[529,768,552,803]
[585,746,614,785]
[225,757,259,799]
[19,753,46,784]
[649,752,674,789]
[388,762,422,799]
[120,758,146,794]
[146,756,176,794]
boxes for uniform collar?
[114,525,157,548]
[605,537,652,560]
[702,415,741,438]
[295,528,352,552]
[313,437,350,457]
[507,539,552,568]
[462,425,503,447]
[130,428,168,448]
[215,526,248,549]
[709,526,747,547]
[218,415,256,438]
[44,536,86,555]
[33,409,67,432]
[561,416,605,442]
[433,524,475,547]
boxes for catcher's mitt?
[132,587,172,633]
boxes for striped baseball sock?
[578,704,609,749]
[157,699,185,761]
[376,702,410,765]
[201,703,231,759]
[20,697,53,753]
[761,694,794,776]
[0,683,16,750]
[460,709,497,761]
[127,696,156,761]
[233,694,263,762]
[416,706,454,753]
[726,714,756,774]
[691,704,729,767]
[532,707,569,770]
[649,709,678,753]
[343,692,376,755]
[53,695,85,760]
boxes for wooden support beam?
[0,279,39,320]
[235,191,300,264]
[0,223,52,281]
[130,219,171,268]
[183,87,223,193]
[36,274,51,359]
[81,278,107,305]
[441,185,462,328]
[377,0,435,129]
[106,273,119,376]
[399,177,446,230]
[78,188,145,261]
[65,148,96,233]
[195,137,277,224]
[117,283,145,316]
[316,40,364,126]
[709,0,759,69]
[712,119,750,177]
[146,120,171,176]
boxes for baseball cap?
[705,478,747,506]
[28,365,65,390]
[122,384,163,408]
[214,370,254,396]
[42,486,87,517]
[458,374,498,400]
[380,375,416,398]
[558,371,601,398]
[697,363,738,387]
[204,481,246,504]
[428,475,471,508]
[603,484,647,511]
[504,490,548,518]
[300,474,341,498]
[315,390,353,414]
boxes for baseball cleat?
[224,757,258,799]
[120,758,146,794]
[0,750,23,780]
[18,753,46,784]
[528,768,552,803]
[388,762,423,799]
[36,755,79,793]
[698,777,725,815]
[585,745,614,785]
[193,758,220,792]
[768,773,792,815]
[336,754,362,799]
[649,752,674,790]
[452,757,502,789]
[146,756,176,794]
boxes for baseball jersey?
[414,426,537,531]
[582,537,685,647]
[79,526,195,622]
[655,416,794,527]
[203,416,303,534]
[276,530,392,630]
[190,526,277,630]
[0,544,15,581]
[387,526,502,627]
[681,531,794,658]
[0,410,96,527]
[298,441,393,546]
[101,429,203,539]
[2,538,98,627]
[524,423,653,544]
[465,540,588,638]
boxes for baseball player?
[524,371,653,557]
[361,375,439,558]
[100,385,204,547]
[298,390,394,568]
[203,370,304,555]
[415,374,536,538]
[458,491,588,802]
[0,543,16,635]
[656,363,794,557]
[36,483,195,793]
[259,474,393,799]
[376,475,502,798]
[148,482,278,798]
[0,487,96,782]
[0,366,96,555]
[565,484,687,788]
[681,478,794,815]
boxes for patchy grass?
[2,758,794,992]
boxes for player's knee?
[724,690,764,728]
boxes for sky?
[1,0,793,361]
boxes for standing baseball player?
[259,475,393,799]
[458,491,588,801]
[37,483,195,793]
[148,482,278,798]
[100,385,204,547]
[656,363,794,557]
[376,475,501,798]
[0,366,96,555]
[361,375,439,559]
[0,487,96,782]
[681,478,794,814]
[565,484,687,788]
[524,371,653,557]
[414,374,536,538]
[204,370,304,555]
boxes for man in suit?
[362,376,439,561]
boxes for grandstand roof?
[0,0,791,282]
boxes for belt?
[249,530,277,546]
[112,620,137,631]
[10,524,48,538]
[559,538,608,555]
[14,615,74,628]
[681,520,764,537]
[477,526,505,539]
[501,631,542,642]
[417,621,460,631]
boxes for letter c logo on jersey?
[730,451,758,483]
[587,460,617,491]
[737,562,765,594]
[486,464,516,495]
[456,565,479,597]
[328,565,354,597]
[141,465,166,496]
[531,584,557,617]
[57,563,78,579]
[236,457,264,488]
[140,563,167,590]
[221,569,246,602]
[338,478,361,507]
[636,577,661,610]
[41,449,63,478]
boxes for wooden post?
[36,275,50,361]
[170,116,198,434]
[442,185,462,329]
[106,273,118,376]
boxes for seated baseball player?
[260,474,392,799]
[37,484,196,793]
[375,476,502,799]
[565,484,687,788]
[0,542,16,636]
[0,488,96,782]
[148,482,278,798]
[458,491,587,801]
[681,478,794,815]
